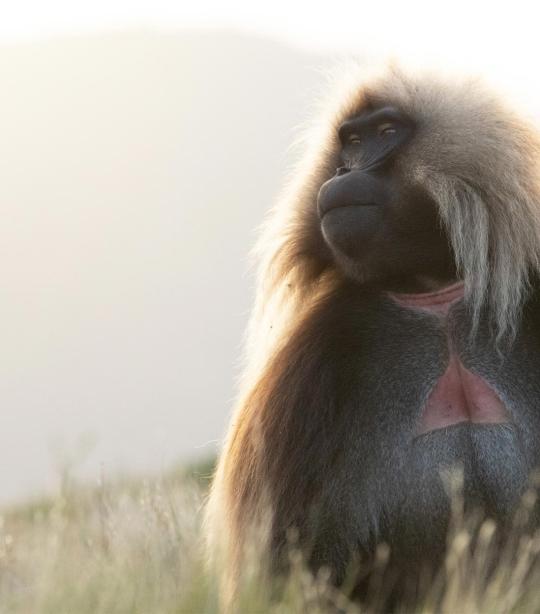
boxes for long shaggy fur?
[205,63,540,604]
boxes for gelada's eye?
[378,122,397,136]
[347,134,362,145]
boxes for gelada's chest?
[383,282,536,434]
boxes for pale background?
[2,0,540,503]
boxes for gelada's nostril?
[336,166,350,176]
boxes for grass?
[0,461,215,614]
[1,461,540,613]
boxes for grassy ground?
[1,461,540,613]
[0,460,217,614]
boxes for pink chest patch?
[389,282,510,434]
[417,354,508,434]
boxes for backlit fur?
[205,63,540,605]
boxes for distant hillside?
[0,30,327,502]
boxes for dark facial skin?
[317,107,457,292]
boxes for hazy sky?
[0,28,324,503]
[3,1,540,504]
[3,2,540,99]
[0,1,536,56]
